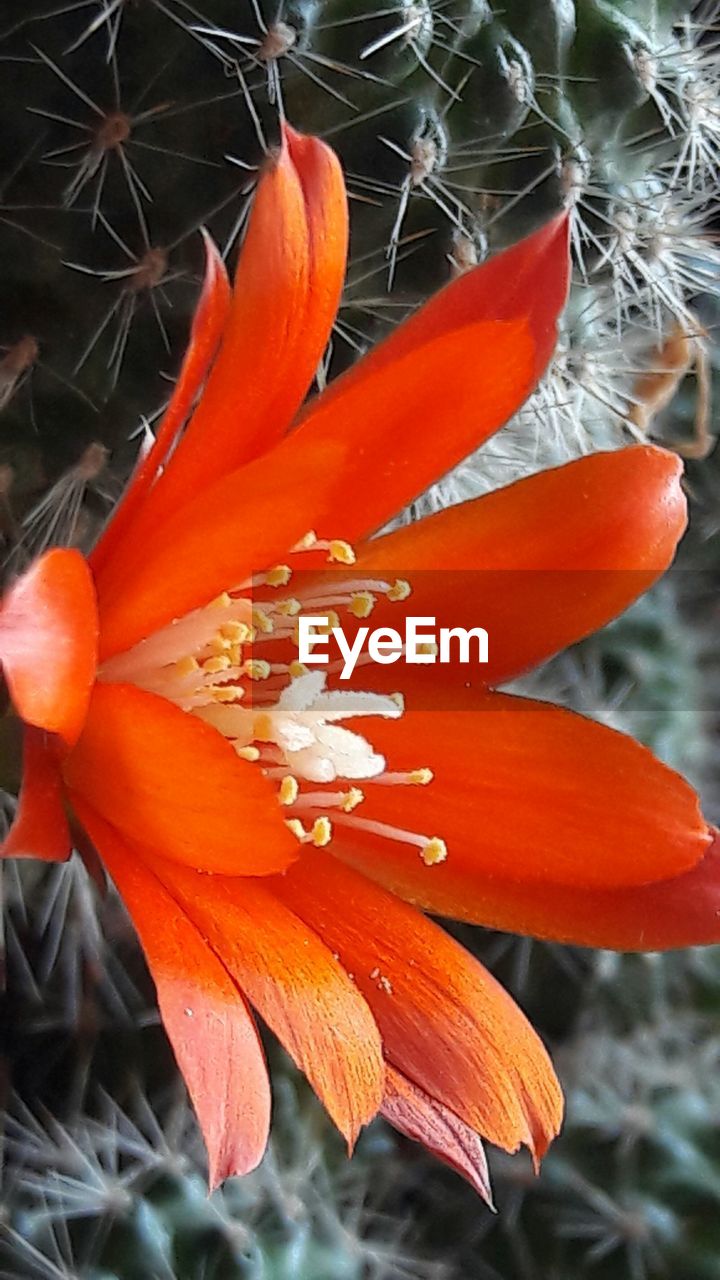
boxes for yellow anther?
[227,643,242,666]
[209,635,233,655]
[212,686,244,702]
[252,607,274,635]
[417,641,438,656]
[234,744,260,761]
[340,787,364,813]
[289,660,309,678]
[276,597,301,617]
[279,775,299,806]
[245,659,271,681]
[409,768,433,786]
[174,656,199,677]
[328,539,356,565]
[294,531,317,551]
[285,818,308,842]
[266,564,292,587]
[210,591,232,609]
[203,655,231,674]
[420,837,447,867]
[310,816,333,847]
[220,620,251,644]
[252,713,274,742]
[349,591,375,619]
[389,692,405,711]
[388,578,411,602]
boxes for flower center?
[99,534,447,866]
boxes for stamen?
[333,812,448,866]
[265,564,292,587]
[251,607,274,634]
[276,598,301,616]
[349,591,376,618]
[327,539,356,565]
[244,659,271,681]
[279,775,299,805]
[373,768,434,786]
[387,579,411,602]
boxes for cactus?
[0,0,717,547]
[1,3,719,1278]
[1,1071,443,1280]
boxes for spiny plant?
[0,0,718,554]
[1,3,719,1278]
[1,1050,443,1280]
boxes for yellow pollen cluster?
[349,591,375,618]
[244,659,271,681]
[251,607,274,635]
[420,837,448,867]
[328,539,356,565]
[285,816,333,847]
[387,579,411,602]
[279,775,299,806]
[174,655,199,677]
[409,768,434,785]
[341,787,364,812]
[266,564,292,587]
[276,597,301,616]
[202,655,231,674]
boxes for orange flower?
[0,125,716,1199]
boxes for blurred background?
[1,1,719,1276]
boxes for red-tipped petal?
[76,801,271,1184]
[361,828,720,953]
[94,217,569,659]
[349,446,687,692]
[331,698,710,893]
[64,682,296,876]
[96,319,533,658]
[143,853,385,1148]
[121,126,348,538]
[1,727,70,861]
[319,211,569,390]
[0,549,97,745]
[90,232,231,579]
[271,852,562,1163]
[382,1066,494,1204]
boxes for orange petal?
[361,828,720,952]
[315,211,569,392]
[64,682,296,876]
[95,217,569,659]
[119,125,348,539]
[142,852,385,1147]
[75,800,271,1184]
[96,320,534,658]
[0,549,97,745]
[271,851,562,1163]
[1,727,70,861]
[348,446,687,692]
[90,231,231,580]
[331,698,710,892]
[382,1066,493,1203]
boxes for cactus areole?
[0,126,716,1197]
